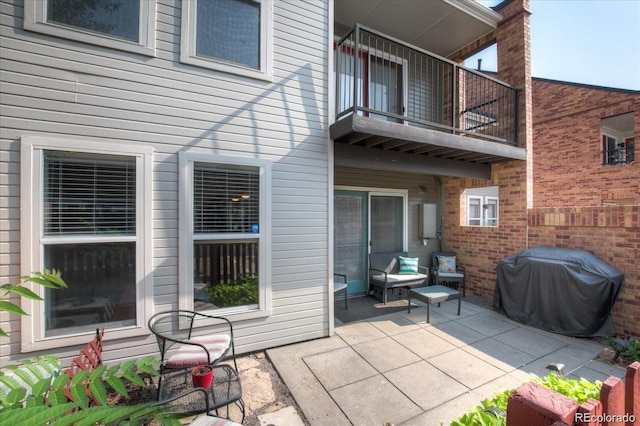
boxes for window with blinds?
[193,163,259,234]
[40,149,138,337]
[43,150,136,236]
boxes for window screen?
[196,0,260,69]
[47,0,140,42]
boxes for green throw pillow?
[398,256,419,274]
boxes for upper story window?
[464,186,499,227]
[181,0,273,81]
[602,113,635,165]
[180,152,271,320]
[24,0,156,56]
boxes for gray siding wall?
[0,0,330,364]
[335,166,443,268]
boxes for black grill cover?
[494,247,624,337]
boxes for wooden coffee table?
[408,285,461,322]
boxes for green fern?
[0,356,172,424]
[0,270,67,337]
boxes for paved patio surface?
[267,296,626,426]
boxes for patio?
[267,295,627,425]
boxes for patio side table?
[159,364,244,422]
[408,285,461,322]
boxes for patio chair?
[431,251,466,297]
[148,310,237,396]
[334,273,348,309]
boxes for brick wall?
[444,0,531,301]
[528,207,640,337]
[532,79,639,206]
[442,162,528,302]
[446,0,640,339]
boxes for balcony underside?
[331,115,527,179]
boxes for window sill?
[180,55,273,83]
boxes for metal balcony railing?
[335,25,519,146]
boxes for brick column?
[507,382,577,425]
[626,362,639,426]
[600,377,625,426]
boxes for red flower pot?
[192,365,214,389]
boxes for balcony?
[331,25,526,169]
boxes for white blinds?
[43,150,136,236]
[193,163,259,234]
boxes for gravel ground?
[234,351,309,426]
[109,351,309,425]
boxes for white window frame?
[180,0,273,81]
[23,0,157,56]
[179,151,272,320]
[20,135,153,352]
[465,187,499,227]
[467,196,482,226]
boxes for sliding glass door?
[334,190,406,295]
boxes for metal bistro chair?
[431,251,466,297]
[148,310,238,396]
[334,273,348,309]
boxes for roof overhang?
[334,0,502,57]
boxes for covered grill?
[494,247,624,337]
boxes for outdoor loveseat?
[369,251,428,304]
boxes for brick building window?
[602,113,635,165]
[463,186,499,227]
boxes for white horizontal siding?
[0,0,331,364]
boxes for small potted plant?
[191,365,214,389]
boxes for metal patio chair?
[431,251,466,297]
[148,310,238,396]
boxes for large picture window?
[21,136,152,351]
[180,153,271,318]
[24,0,156,56]
[180,0,273,80]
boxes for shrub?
[0,270,67,337]
[208,274,258,307]
[0,356,178,425]
[449,374,603,426]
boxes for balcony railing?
[335,25,519,146]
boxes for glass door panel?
[369,56,403,122]
[370,195,404,253]
[334,191,368,294]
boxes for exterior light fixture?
[545,363,565,376]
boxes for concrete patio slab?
[267,297,628,426]
[330,374,423,425]
[568,359,626,382]
[463,337,537,372]
[352,336,421,373]
[457,313,519,337]
[385,360,469,410]
[428,348,505,389]
[303,346,378,391]
[367,312,422,336]
[493,326,568,357]
[333,320,386,345]
[391,327,457,359]
[428,320,490,347]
